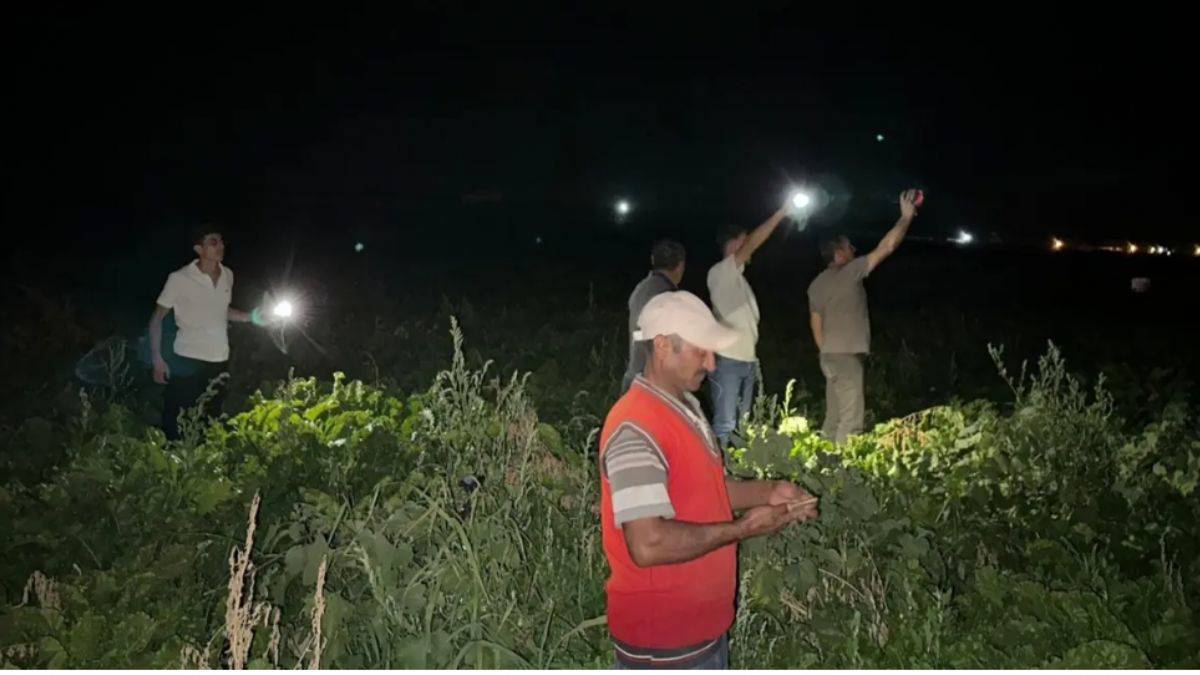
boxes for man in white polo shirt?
[149,225,261,439]
[706,200,792,447]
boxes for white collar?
[186,259,227,285]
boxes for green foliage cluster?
[2,327,1197,668]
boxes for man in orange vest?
[599,291,820,669]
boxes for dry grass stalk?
[2,643,38,665]
[779,589,811,621]
[20,570,61,612]
[309,556,328,670]
[264,607,281,667]
[224,493,272,669]
[179,643,212,669]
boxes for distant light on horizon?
[616,200,631,216]
[955,230,974,245]
[875,133,885,142]
[1194,244,1200,257]
[1051,237,1065,251]
[354,242,364,253]
[1128,243,1139,254]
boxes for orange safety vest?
[599,379,736,650]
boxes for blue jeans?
[709,355,757,447]
[614,635,729,670]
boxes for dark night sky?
[6,6,1188,257]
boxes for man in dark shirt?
[621,239,685,392]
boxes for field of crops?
[1,249,1198,668]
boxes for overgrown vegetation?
[2,250,1199,669]
[2,315,1197,668]
[730,344,1200,668]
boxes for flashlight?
[790,192,812,209]
[1051,237,1065,251]
[954,230,974,245]
[273,300,294,319]
[616,200,631,216]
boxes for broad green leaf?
[787,559,819,595]
[284,544,307,581]
[403,583,427,614]
[395,636,429,669]
[67,613,107,663]
[1048,640,1151,668]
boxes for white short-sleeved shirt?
[706,255,760,362]
[156,260,233,363]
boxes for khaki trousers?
[820,353,865,443]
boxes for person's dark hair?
[820,235,848,264]
[190,223,223,246]
[717,225,748,250]
[650,239,686,271]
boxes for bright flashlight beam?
[273,300,294,319]
[955,230,974,245]
[616,200,631,215]
[790,192,812,209]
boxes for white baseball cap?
[633,291,739,352]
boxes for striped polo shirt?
[599,376,735,668]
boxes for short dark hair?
[820,235,849,264]
[717,225,747,249]
[650,239,685,271]
[190,223,223,246]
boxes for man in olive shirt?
[807,189,919,443]
[621,239,686,392]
